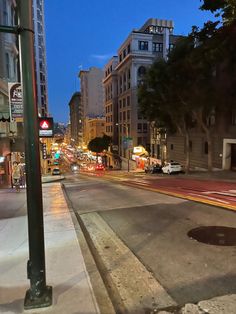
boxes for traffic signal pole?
[17,0,52,309]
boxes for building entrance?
[231,144,236,171]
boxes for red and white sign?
[40,120,50,129]
[39,117,54,138]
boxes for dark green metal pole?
[17,0,52,309]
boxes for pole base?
[24,285,52,310]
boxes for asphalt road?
[63,172,236,306]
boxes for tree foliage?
[200,0,236,25]
[87,134,111,153]
[138,6,236,170]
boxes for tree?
[138,36,197,172]
[200,0,236,25]
[87,135,111,160]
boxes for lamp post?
[1,0,52,309]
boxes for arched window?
[137,66,146,77]
[137,66,146,87]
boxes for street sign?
[123,137,133,149]
[8,82,23,121]
[39,117,54,138]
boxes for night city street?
[1,0,236,313]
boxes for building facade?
[103,56,118,150]
[32,0,49,116]
[167,111,236,171]
[103,19,181,160]
[0,0,22,186]
[84,117,105,146]
[79,67,104,145]
[68,92,82,147]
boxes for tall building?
[103,18,181,161]
[68,92,83,147]
[103,56,118,148]
[32,0,49,116]
[79,67,104,145]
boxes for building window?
[123,98,126,108]
[123,72,126,91]
[189,140,192,152]
[143,123,147,133]
[127,96,130,106]
[119,100,122,109]
[137,123,142,133]
[137,66,146,77]
[119,76,122,94]
[119,54,122,62]
[123,111,126,120]
[207,110,216,126]
[138,41,148,51]
[204,142,208,154]
[138,137,142,145]
[170,144,174,150]
[153,42,163,52]
[3,0,8,25]
[5,53,10,78]
[169,43,175,51]
[123,49,126,59]
[127,44,131,53]
[127,110,130,120]
[127,68,131,89]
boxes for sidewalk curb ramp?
[76,211,177,314]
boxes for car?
[71,163,79,172]
[162,162,183,174]
[145,164,162,174]
[52,168,61,175]
[95,163,105,170]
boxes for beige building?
[103,19,181,160]
[84,117,105,147]
[79,67,104,145]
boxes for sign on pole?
[8,82,23,122]
[39,117,54,138]
[123,137,133,149]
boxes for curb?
[77,211,177,314]
[61,183,116,314]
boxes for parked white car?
[162,162,183,174]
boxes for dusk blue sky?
[44,0,214,123]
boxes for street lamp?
[0,1,52,309]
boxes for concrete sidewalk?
[0,183,100,314]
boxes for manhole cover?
[188,226,236,246]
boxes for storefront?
[131,146,149,170]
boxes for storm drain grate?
[188,226,236,246]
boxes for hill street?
[63,172,236,312]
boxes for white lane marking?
[189,193,230,204]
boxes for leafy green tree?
[139,36,197,172]
[200,0,236,25]
[87,134,111,161]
